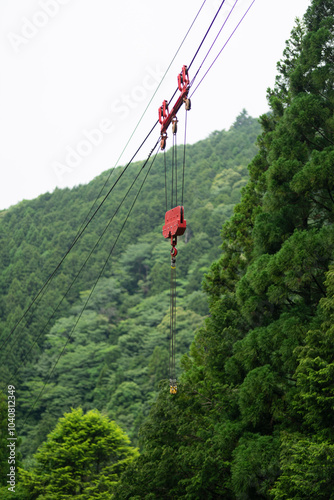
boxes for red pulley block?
[162,206,187,241]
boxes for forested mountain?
[2,0,334,497]
[0,111,260,469]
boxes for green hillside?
[0,111,260,463]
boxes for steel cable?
[21,140,161,428]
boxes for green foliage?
[0,110,259,463]
[19,408,138,499]
[231,433,280,499]
[6,2,334,493]
[115,1,334,498]
[114,387,236,500]
[272,433,334,500]
[292,265,334,438]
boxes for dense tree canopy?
[114,1,334,498]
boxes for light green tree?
[20,408,138,499]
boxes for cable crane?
[7,0,257,420]
[159,65,190,394]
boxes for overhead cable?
[2,140,160,390]
[190,0,239,88]
[190,0,256,97]
[21,140,161,428]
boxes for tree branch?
[309,196,332,212]
[315,127,334,145]
[311,273,326,296]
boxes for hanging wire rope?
[175,129,178,207]
[162,84,188,394]
[181,109,188,207]
[171,136,175,210]
[170,125,179,209]
[164,150,168,212]
[21,140,161,428]
[169,253,177,393]
[164,1,256,393]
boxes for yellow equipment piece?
[170,385,177,395]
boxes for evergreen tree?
[20,408,138,499]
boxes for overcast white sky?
[0,0,311,210]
